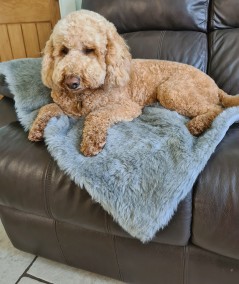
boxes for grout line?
[24,274,54,284]
[15,256,38,284]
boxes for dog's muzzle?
[64,76,81,90]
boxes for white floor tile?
[18,277,44,284]
[0,221,35,283]
[28,257,123,284]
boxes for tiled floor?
[0,221,123,284]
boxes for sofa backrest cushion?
[123,31,208,72]
[82,0,239,95]
[81,0,209,73]
[82,0,209,33]
[208,0,239,95]
[210,0,239,30]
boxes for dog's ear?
[105,23,131,88]
[41,36,54,88]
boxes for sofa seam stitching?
[204,0,209,32]
[157,31,165,59]
[0,204,113,238]
[182,246,189,284]
[54,220,69,265]
[0,204,47,219]
[208,31,214,77]
[44,160,67,264]
[203,34,207,73]
[46,158,54,219]
[0,203,68,266]
[1,204,178,246]
[42,159,49,218]
[42,158,54,218]
[113,235,124,282]
[211,0,215,30]
[105,213,124,281]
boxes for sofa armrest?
[0,74,13,99]
[192,124,239,260]
[0,97,17,127]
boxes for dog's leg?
[157,81,224,135]
[28,103,64,141]
[80,101,142,156]
[186,107,222,136]
[218,89,239,108]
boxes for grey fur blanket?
[1,58,239,242]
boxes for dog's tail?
[219,89,239,108]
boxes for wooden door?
[0,0,60,62]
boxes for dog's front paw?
[80,134,106,157]
[28,124,44,142]
[186,121,202,136]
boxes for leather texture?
[187,245,239,284]
[0,120,192,246]
[193,124,239,260]
[1,0,239,283]
[0,206,66,263]
[0,122,55,218]
[82,0,209,33]
[208,29,239,95]
[0,77,13,98]
[0,97,17,127]
[1,205,239,284]
[123,31,208,72]
[210,0,239,29]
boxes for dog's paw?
[80,135,106,157]
[186,120,203,136]
[28,125,44,142]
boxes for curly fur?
[28,9,239,156]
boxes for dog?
[28,9,239,156]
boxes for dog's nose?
[65,76,80,90]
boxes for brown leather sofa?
[1,0,239,283]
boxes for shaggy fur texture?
[1,58,239,242]
[28,10,239,156]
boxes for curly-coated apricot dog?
[28,10,239,156]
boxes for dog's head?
[42,10,131,93]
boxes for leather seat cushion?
[0,120,192,246]
[0,97,17,127]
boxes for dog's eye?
[60,46,69,56]
[83,48,95,55]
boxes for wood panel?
[0,25,13,61]
[0,0,51,24]
[37,22,52,51]
[0,0,60,62]
[7,24,26,58]
[22,24,41,58]
[49,0,61,26]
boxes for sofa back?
[82,0,239,95]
